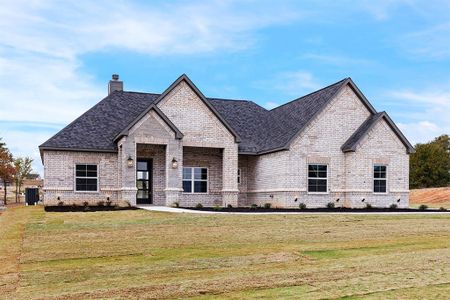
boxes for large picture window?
[75,164,98,192]
[373,165,387,193]
[183,167,208,193]
[308,164,328,193]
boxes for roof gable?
[153,74,241,143]
[342,112,415,154]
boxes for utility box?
[25,188,40,205]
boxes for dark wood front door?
[136,159,152,204]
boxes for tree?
[410,134,450,189]
[0,139,15,205]
[14,157,33,203]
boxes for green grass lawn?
[1,206,449,299]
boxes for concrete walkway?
[137,205,450,215]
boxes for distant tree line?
[0,138,34,205]
[410,134,450,189]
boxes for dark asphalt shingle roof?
[42,77,413,155]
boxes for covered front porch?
[120,143,239,207]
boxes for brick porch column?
[119,138,137,205]
[222,144,239,207]
[164,140,183,206]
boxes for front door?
[136,159,152,204]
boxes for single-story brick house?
[39,74,414,208]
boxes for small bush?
[299,203,307,210]
[250,203,258,209]
[172,202,180,208]
[106,200,112,207]
[83,201,89,207]
[326,202,335,209]
[365,203,373,209]
[227,204,233,208]
[264,203,271,209]
[419,204,428,210]
[97,201,104,207]
[439,207,447,211]
[389,203,398,210]
[57,201,64,206]
[195,203,203,209]
[213,205,222,211]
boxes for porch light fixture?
[171,157,178,169]
[127,155,134,168]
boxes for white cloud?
[264,101,280,109]
[0,0,299,173]
[260,71,322,97]
[387,88,450,144]
[301,53,374,67]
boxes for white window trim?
[74,163,99,193]
[237,168,241,185]
[307,164,329,194]
[373,164,388,194]
[182,167,208,194]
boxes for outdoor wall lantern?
[171,157,178,169]
[127,155,134,168]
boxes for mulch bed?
[182,207,448,213]
[45,206,140,212]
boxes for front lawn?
[1,206,449,299]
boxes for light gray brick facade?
[42,77,411,208]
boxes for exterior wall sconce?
[127,155,134,168]
[171,157,178,169]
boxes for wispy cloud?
[255,71,322,98]
[386,88,450,144]
[301,53,374,66]
[0,0,299,174]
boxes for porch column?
[119,138,137,205]
[222,144,239,207]
[164,140,183,206]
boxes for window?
[308,164,327,193]
[183,167,208,193]
[75,164,98,192]
[373,165,387,193]
[237,168,241,184]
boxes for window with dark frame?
[237,168,241,184]
[75,164,98,192]
[373,165,387,193]
[182,167,208,193]
[308,164,327,193]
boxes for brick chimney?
[108,74,123,94]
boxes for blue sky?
[1,0,450,175]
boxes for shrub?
[250,203,258,209]
[389,203,398,210]
[299,203,307,210]
[195,203,203,209]
[326,202,335,209]
[419,204,428,210]
[227,204,233,208]
[439,207,447,211]
[213,205,222,211]
[57,201,64,206]
[365,203,373,209]
[264,203,271,209]
[83,201,89,207]
[172,202,180,208]
[97,201,104,207]
[106,200,112,207]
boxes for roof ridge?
[269,77,349,112]
[121,90,161,96]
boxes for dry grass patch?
[0,206,449,299]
